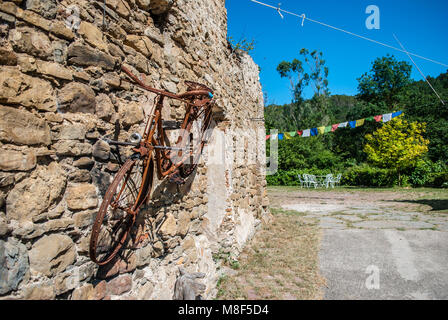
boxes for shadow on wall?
[93,172,197,280]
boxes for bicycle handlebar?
[120,66,213,104]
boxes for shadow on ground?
[388,199,448,212]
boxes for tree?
[357,54,412,107]
[275,49,330,131]
[277,49,329,102]
[364,118,429,185]
[277,59,309,103]
[299,49,329,97]
[399,71,448,162]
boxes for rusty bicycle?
[89,65,214,265]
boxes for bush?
[428,172,448,188]
[268,137,344,172]
[341,164,398,187]
[407,160,447,187]
[266,159,447,188]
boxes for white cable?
[393,34,445,105]
[250,0,448,68]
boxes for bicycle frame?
[121,66,214,208]
[89,66,214,265]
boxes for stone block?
[0,66,55,112]
[28,234,76,277]
[8,27,52,59]
[73,210,95,228]
[106,274,132,296]
[53,140,92,156]
[25,0,58,19]
[22,283,56,300]
[71,284,94,300]
[66,183,98,211]
[57,82,97,114]
[92,139,111,161]
[53,124,86,141]
[6,162,66,222]
[0,149,36,171]
[78,21,108,52]
[0,238,29,295]
[118,100,144,127]
[67,43,117,71]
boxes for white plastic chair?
[308,175,318,188]
[333,173,342,187]
[321,174,334,188]
[297,174,306,188]
[302,174,310,188]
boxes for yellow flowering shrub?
[364,118,429,184]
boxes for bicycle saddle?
[185,80,214,94]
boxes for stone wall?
[0,0,270,300]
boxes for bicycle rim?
[89,158,145,265]
[179,106,212,178]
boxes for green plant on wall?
[227,36,255,54]
[364,118,430,185]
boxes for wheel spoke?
[90,158,148,265]
[178,104,211,178]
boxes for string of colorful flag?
[266,111,403,141]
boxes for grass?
[216,207,325,300]
[269,207,306,216]
[213,250,241,270]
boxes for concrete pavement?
[282,199,448,300]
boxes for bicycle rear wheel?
[178,104,213,178]
[89,157,147,265]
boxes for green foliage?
[265,95,338,134]
[398,72,448,162]
[300,49,329,97]
[431,172,448,188]
[277,59,309,102]
[406,159,447,187]
[227,36,255,54]
[266,136,347,186]
[364,118,429,184]
[266,160,447,188]
[212,249,240,269]
[268,136,343,172]
[341,164,398,187]
[277,48,329,103]
[338,160,447,188]
[357,54,412,106]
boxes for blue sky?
[225,0,448,105]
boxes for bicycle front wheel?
[89,158,145,265]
